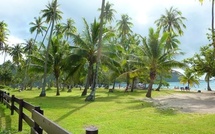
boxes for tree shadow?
[54,103,90,122]
[0,106,12,131]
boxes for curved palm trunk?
[40,1,57,97]
[85,0,105,101]
[39,23,51,51]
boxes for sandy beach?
[144,91,215,114]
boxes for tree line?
[0,0,214,100]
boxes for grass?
[0,88,215,134]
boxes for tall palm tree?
[86,0,106,101]
[154,6,186,36]
[9,43,24,68]
[62,18,77,40]
[29,16,47,44]
[49,36,70,95]
[71,18,102,96]
[40,0,62,97]
[98,1,116,24]
[116,14,133,90]
[0,21,9,51]
[141,28,185,98]
[2,44,10,63]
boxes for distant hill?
[165,72,180,82]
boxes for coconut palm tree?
[39,0,62,97]
[62,18,77,40]
[71,18,103,96]
[98,1,116,24]
[141,28,185,98]
[154,6,186,36]
[116,14,133,90]
[0,21,9,52]
[85,0,106,101]
[179,68,200,90]
[29,16,47,44]
[9,43,24,68]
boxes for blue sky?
[0,0,212,64]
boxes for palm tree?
[184,45,215,91]
[116,14,133,90]
[179,68,200,90]
[9,43,24,68]
[49,36,70,95]
[62,18,77,40]
[141,28,185,98]
[98,1,116,24]
[71,18,102,96]
[29,16,47,44]
[40,0,62,97]
[154,6,186,36]
[85,0,106,101]
[0,21,9,51]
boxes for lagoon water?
[160,80,215,91]
[116,80,215,91]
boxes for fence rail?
[0,90,70,134]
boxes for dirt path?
[143,91,215,114]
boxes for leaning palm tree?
[141,28,185,98]
[39,0,62,97]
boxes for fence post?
[6,93,10,108]
[85,126,98,134]
[18,99,23,131]
[33,106,43,134]
[11,95,15,115]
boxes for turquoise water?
[114,80,215,91]
[160,80,215,91]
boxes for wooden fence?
[0,90,71,134]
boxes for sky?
[0,0,212,64]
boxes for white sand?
[143,91,215,114]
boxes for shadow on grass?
[0,106,12,132]
[54,103,90,122]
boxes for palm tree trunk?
[155,76,163,91]
[40,1,57,97]
[81,63,93,96]
[56,77,60,96]
[146,79,153,98]
[85,0,105,101]
[207,78,212,91]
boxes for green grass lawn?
[1,88,215,134]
